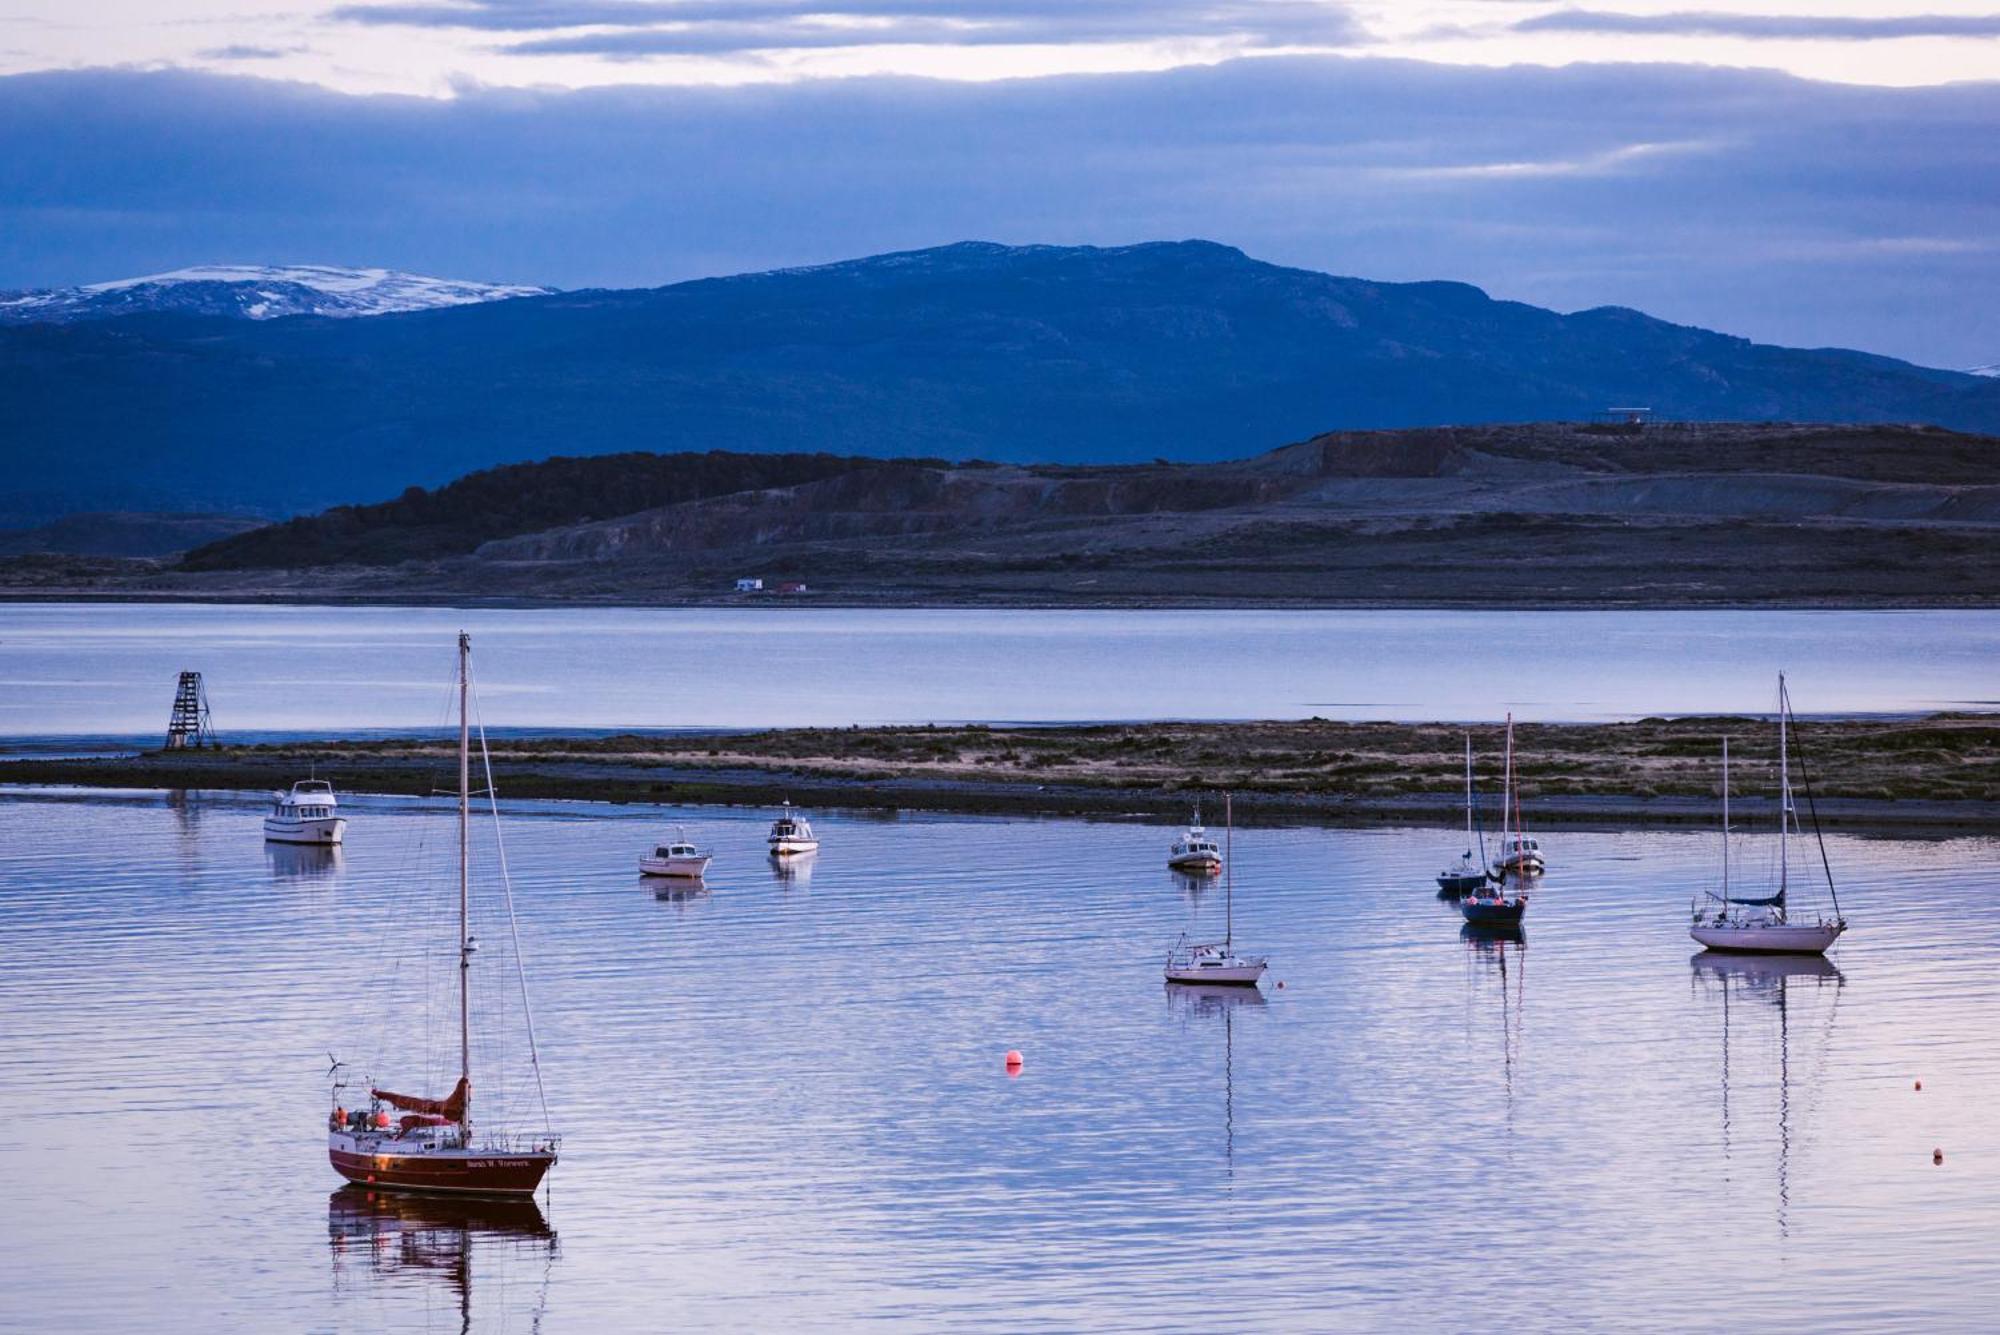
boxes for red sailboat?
[327,632,559,1197]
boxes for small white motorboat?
[264,779,346,845]
[1691,678,1847,957]
[1164,794,1266,988]
[1167,807,1223,872]
[639,829,712,878]
[1493,835,1545,876]
[767,801,820,857]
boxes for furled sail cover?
[372,1076,469,1120]
[1724,893,1784,907]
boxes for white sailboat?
[1165,794,1268,987]
[1691,674,1847,956]
[1168,806,1223,872]
[1436,734,1489,894]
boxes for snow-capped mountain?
[1970,363,2000,378]
[0,265,551,323]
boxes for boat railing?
[477,1132,562,1155]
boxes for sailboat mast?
[1721,735,1731,897]
[1463,734,1473,846]
[1777,673,1790,911]
[1224,792,1233,950]
[457,631,472,1137]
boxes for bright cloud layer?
[5,3,2000,92]
[4,58,1996,367]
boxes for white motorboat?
[1493,836,1544,876]
[1436,734,1490,894]
[1691,676,1847,956]
[1488,715,1545,877]
[767,801,819,856]
[1167,807,1223,872]
[639,829,712,878]
[1164,794,1267,987]
[264,779,346,845]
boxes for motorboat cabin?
[265,779,346,845]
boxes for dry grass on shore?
[256,715,2000,804]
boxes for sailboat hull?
[1164,962,1266,986]
[1460,897,1527,926]
[1691,921,1845,955]
[328,1134,555,1197]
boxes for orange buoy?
[374,1110,390,1129]
[1004,1049,1024,1073]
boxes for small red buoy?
[1276,980,1285,989]
[1004,1049,1024,1074]
[1914,1079,1923,1091]
[1933,1148,1944,1165]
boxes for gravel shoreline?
[5,714,1994,835]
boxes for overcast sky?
[2,2,1996,366]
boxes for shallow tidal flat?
[13,714,1997,831]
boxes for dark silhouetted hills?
[7,240,1998,520]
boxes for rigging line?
[340,656,461,1072]
[469,656,555,1137]
[1785,704,1843,920]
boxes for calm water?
[2,787,1996,1330]
[2,603,1997,739]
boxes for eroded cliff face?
[475,422,1998,564]
[18,421,1994,605]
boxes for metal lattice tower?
[165,671,215,750]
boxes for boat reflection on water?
[652,877,711,907]
[266,841,344,882]
[1460,920,1525,947]
[1463,922,1526,1144]
[1691,952,1845,1236]
[769,849,817,886]
[328,1186,556,1330]
[1171,868,1217,901]
[1166,982,1265,1188]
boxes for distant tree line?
[179,450,929,569]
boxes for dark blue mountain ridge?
[2,239,1993,519]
